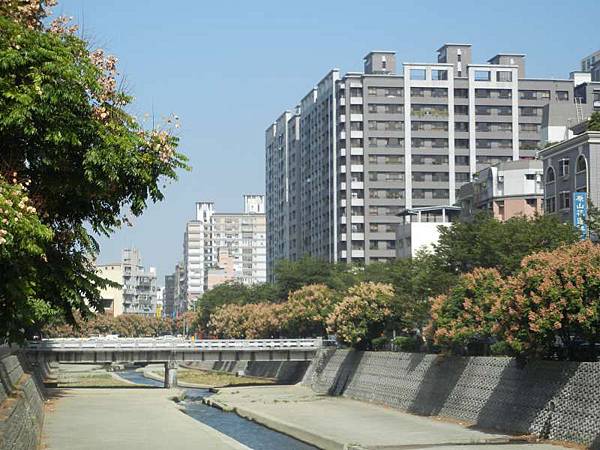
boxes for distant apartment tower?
[182,195,266,308]
[165,262,185,317]
[266,43,600,277]
[581,49,600,76]
[121,248,158,315]
[96,248,158,316]
[457,159,544,221]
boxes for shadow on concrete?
[407,354,469,416]
[406,352,427,373]
[590,433,600,450]
[474,360,579,438]
[326,350,364,396]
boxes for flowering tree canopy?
[281,284,338,337]
[428,268,504,349]
[209,303,283,339]
[326,282,395,348]
[0,1,188,343]
[497,241,600,358]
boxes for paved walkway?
[207,385,570,450]
[43,388,248,450]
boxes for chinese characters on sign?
[573,192,588,240]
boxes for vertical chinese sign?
[573,191,588,240]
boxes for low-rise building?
[95,263,124,316]
[457,159,543,221]
[539,129,600,237]
[395,206,460,258]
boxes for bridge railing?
[26,338,324,351]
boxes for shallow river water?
[117,370,317,450]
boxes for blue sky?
[56,0,599,282]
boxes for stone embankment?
[0,351,49,450]
[302,349,600,449]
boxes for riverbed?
[117,370,317,450]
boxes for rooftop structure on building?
[395,205,460,258]
[266,43,600,277]
[181,195,266,309]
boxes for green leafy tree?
[0,177,54,340]
[194,282,278,329]
[588,111,600,131]
[434,213,578,276]
[273,256,358,298]
[0,2,187,343]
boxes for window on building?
[526,198,537,208]
[545,197,556,213]
[576,155,587,173]
[556,91,569,101]
[525,173,536,180]
[559,191,571,210]
[474,70,491,81]
[455,156,469,166]
[410,69,426,80]
[454,88,468,98]
[456,172,470,182]
[455,122,469,132]
[496,71,513,82]
[559,159,570,177]
[432,69,448,80]
[545,166,555,183]
[455,105,469,115]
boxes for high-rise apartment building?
[266,43,599,277]
[581,50,600,75]
[96,248,158,316]
[182,195,267,308]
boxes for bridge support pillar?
[164,361,178,388]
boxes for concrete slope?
[206,385,570,450]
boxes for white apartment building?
[182,195,266,308]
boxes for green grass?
[174,369,275,387]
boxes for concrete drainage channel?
[117,370,318,450]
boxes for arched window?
[576,155,587,173]
[546,166,555,183]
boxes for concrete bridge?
[26,337,323,387]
